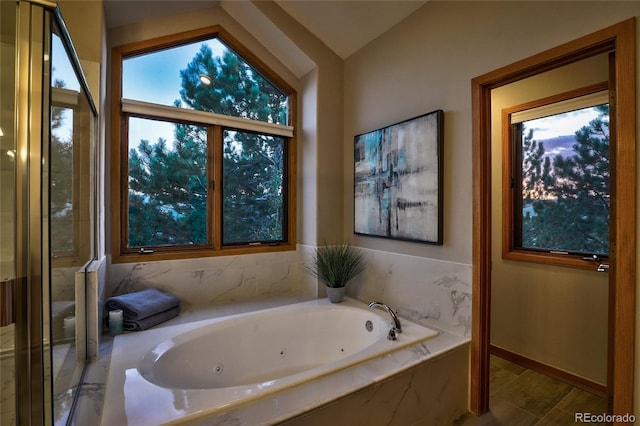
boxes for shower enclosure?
[1,1,97,424]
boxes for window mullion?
[120,112,131,252]
[212,125,223,250]
[513,122,524,250]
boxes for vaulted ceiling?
[103,0,428,60]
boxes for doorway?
[470,18,636,416]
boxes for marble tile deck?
[73,246,473,424]
[72,296,469,425]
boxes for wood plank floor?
[453,356,607,425]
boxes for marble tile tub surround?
[97,298,469,425]
[107,246,317,308]
[106,245,471,338]
[190,335,470,426]
[1,325,16,426]
[347,248,472,338]
[77,243,471,425]
[86,257,107,361]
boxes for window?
[50,31,95,267]
[502,83,609,269]
[111,27,296,262]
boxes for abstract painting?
[354,110,443,244]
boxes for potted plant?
[305,242,366,303]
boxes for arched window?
[111,26,297,262]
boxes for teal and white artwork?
[354,110,443,244]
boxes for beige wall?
[57,0,103,109]
[491,55,610,384]
[62,0,640,413]
[343,0,640,411]
[252,1,345,245]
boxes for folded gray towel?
[123,305,180,331]
[105,288,180,320]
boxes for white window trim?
[510,90,608,124]
[121,98,294,137]
[52,87,79,105]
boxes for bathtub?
[101,297,440,425]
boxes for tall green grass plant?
[305,242,366,288]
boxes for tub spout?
[368,301,402,335]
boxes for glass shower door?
[1,2,18,424]
[4,2,52,423]
[49,15,97,424]
[1,2,97,424]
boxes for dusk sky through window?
[526,107,603,141]
[123,38,227,149]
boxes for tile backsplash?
[106,245,471,338]
[107,247,317,308]
[346,248,471,338]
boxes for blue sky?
[123,42,203,105]
[526,107,603,141]
[51,34,79,145]
[123,38,226,148]
[51,35,227,150]
[52,33,80,91]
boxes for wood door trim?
[470,18,636,418]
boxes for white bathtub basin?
[102,298,438,425]
[138,301,400,389]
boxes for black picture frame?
[354,110,444,244]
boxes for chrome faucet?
[368,301,402,339]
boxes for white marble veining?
[99,298,467,425]
[281,341,470,426]
[86,257,107,361]
[0,323,14,354]
[51,266,78,304]
[71,246,472,425]
[192,327,469,425]
[106,246,470,338]
[348,248,472,338]
[72,336,113,426]
[1,331,16,426]
[107,246,316,308]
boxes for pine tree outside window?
[502,83,610,269]
[111,27,296,262]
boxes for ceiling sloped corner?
[221,0,316,79]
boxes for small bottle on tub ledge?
[109,309,123,336]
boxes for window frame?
[50,89,82,265]
[501,82,610,270]
[111,26,297,263]
[51,87,95,268]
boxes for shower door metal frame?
[15,2,51,423]
[13,1,97,424]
